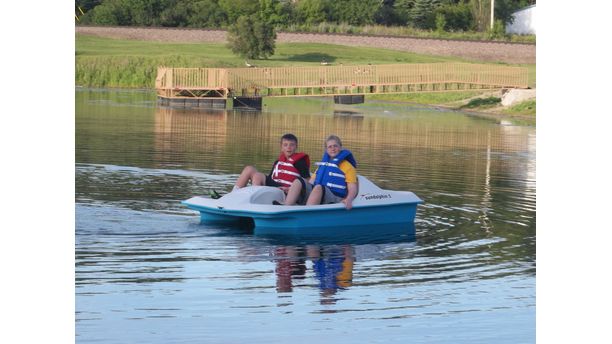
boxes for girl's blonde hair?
[325,135,342,147]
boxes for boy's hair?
[280,133,298,145]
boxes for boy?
[220,133,310,197]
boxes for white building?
[505,4,536,35]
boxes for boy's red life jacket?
[271,152,310,187]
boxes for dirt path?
[76,26,535,64]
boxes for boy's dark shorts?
[265,174,281,187]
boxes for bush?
[488,19,506,39]
[226,15,277,59]
[461,96,501,109]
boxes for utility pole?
[490,0,495,29]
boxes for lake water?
[76,89,535,343]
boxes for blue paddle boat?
[182,175,422,237]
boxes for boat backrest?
[249,187,286,205]
[356,175,382,193]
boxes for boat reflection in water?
[261,222,416,245]
[270,223,415,304]
[273,244,355,304]
[273,246,307,293]
[309,244,355,304]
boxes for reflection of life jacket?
[314,150,357,198]
[313,257,344,291]
[313,246,353,291]
[271,152,310,187]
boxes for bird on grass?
[245,60,255,68]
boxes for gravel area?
[76,26,535,64]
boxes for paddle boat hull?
[182,176,423,237]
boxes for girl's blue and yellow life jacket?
[314,149,357,198]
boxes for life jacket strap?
[316,161,339,168]
[326,182,347,190]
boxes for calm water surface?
[76,89,535,343]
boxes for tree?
[469,0,489,31]
[218,0,260,23]
[85,0,131,25]
[374,0,401,25]
[434,1,473,31]
[127,0,166,26]
[82,0,167,26]
[394,0,416,25]
[327,0,382,26]
[188,0,227,27]
[409,0,442,29]
[159,1,192,27]
[226,14,277,59]
[495,0,531,26]
[295,0,328,25]
[258,0,291,26]
[76,0,103,12]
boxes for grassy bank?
[503,99,536,116]
[76,34,535,116]
[77,34,459,88]
[367,92,485,105]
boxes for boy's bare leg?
[235,165,266,188]
[251,172,265,186]
[306,185,324,205]
[284,179,303,205]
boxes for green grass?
[76,34,458,68]
[367,91,484,105]
[76,34,535,89]
[502,99,536,116]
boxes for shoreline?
[75,86,534,125]
[364,98,535,125]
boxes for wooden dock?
[155,63,529,109]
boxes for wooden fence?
[156,63,529,99]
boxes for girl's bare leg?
[306,185,323,205]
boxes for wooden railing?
[156,63,529,99]
[156,67,228,89]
